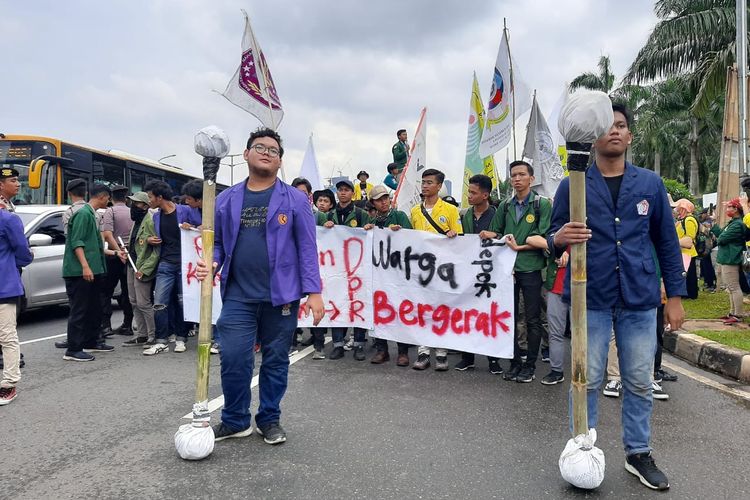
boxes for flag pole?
[504,18,517,161]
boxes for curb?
[664,329,750,383]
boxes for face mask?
[130,205,147,222]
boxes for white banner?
[181,229,223,324]
[369,229,516,358]
[297,226,373,328]
[393,107,426,214]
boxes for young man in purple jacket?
[0,206,33,404]
[197,128,324,445]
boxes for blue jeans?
[218,299,299,431]
[153,261,187,343]
[331,327,366,347]
[569,306,657,455]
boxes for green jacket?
[461,205,496,234]
[371,209,412,229]
[392,141,408,168]
[63,204,107,278]
[324,205,369,228]
[130,212,160,280]
[716,217,746,265]
[489,191,552,273]
[315,210,329,226]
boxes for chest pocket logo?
[636,199,649,216]
[278,214,288,225]
[526,214,535,224]
[350,220,358,227]
[439,215,447,224]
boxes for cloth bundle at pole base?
[559,428,605,489]
[174,402,215,460]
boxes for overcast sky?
[3,0,658,190]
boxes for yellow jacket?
[353,182,373,201]
[410,198,463,234]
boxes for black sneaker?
[488,359,504,375]
[353,345,366,361]
[123,337,148,347]
[654,369,678,382]
[503,364,521,381]
[516,365,535,383]
[100,326,114,338]
[213,422,253,442]
[54,340,68,349]
[541,349,550,363]
[541,370,565,385]
[114,325,133,336]
[257,422,286,445]
[83,343,114,353]
[63,350,95,362]
[625,452,669,490]
[454,359,475,371]
[329,346,345,360]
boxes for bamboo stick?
[195,177,216,409]
[569,168,588,437]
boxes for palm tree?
[569,55,617,93]
[625,0,747,117]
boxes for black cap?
[66,178,87,192]
[357,170,369,179]
[111,184,129,193]
[0,167,19,179]
[313,189,336,205]
[336,179,354,191]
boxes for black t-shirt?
[160,209,181,264]
[129,218,143,266]
[472,205,496,234]
[603,175,624,206]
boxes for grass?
[691,330,750,352]
[682,289,730,320]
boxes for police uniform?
[0,167,19,212]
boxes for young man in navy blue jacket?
[549,104,685,491]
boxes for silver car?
[13,205,70,312]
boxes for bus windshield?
[0,140,57,205]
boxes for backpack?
[680,216,709,257]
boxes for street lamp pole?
[221,153,245,185]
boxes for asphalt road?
[3,306,750,499]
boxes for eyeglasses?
[251,144,281,158]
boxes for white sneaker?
[168,334,176,343]
[174,341,186,353]
[652,381,669,400]
[343,337,354,351]
[210,343,220,355]
[603,379,622,398]
[143,343,168,356]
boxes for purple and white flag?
[221,10,283,129]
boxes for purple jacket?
[0,210,33,299]
[153,204,202,239]
[214,178,321,306]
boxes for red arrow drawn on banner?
[326,301,340,321]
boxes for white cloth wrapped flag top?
[194,126,231,159]
[559,428,605,489]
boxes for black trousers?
[66,275,105,351]
[514,270,544,367]
[700,254,716,288]
[461,352,498,364]
[373,338,410,355]
[685,257,698,299]
[101,256,133,329]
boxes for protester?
[322,179,369,360]
[454,174,502,374]
[716,198,745,324]
[62,179,88,236]
[383,162,401,191]
[142,180,201,355]
[0,203,33,404]
[698,209,717,292]
[353,171,373,201]
[181,179,204,215]
[362,185,413,366]
[121,192,159,347]
[673,198,699,299]
[410,168,462,371]
[196,127,324,444]
[99,185,134,337]
[392,129,409,170]
[541,250,568,385]
[62,184,113,362]
[480,161,551,383]
[549,103,685,491]
[313,189,335,225]
[0,167,21,211]
[291,177,313,204]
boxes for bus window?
[129,170,146,194]
[62,169,89,204]
[0,140,57,204]
[92,155,125,188]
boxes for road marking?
[182,341,326,419]
[662,360,750,402]
[20,333,66,345]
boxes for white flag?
[522,95,565,198]
[479,30,531,158]
[221,10,283,129]
[393,107,426,214]
[298,134,322,191]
